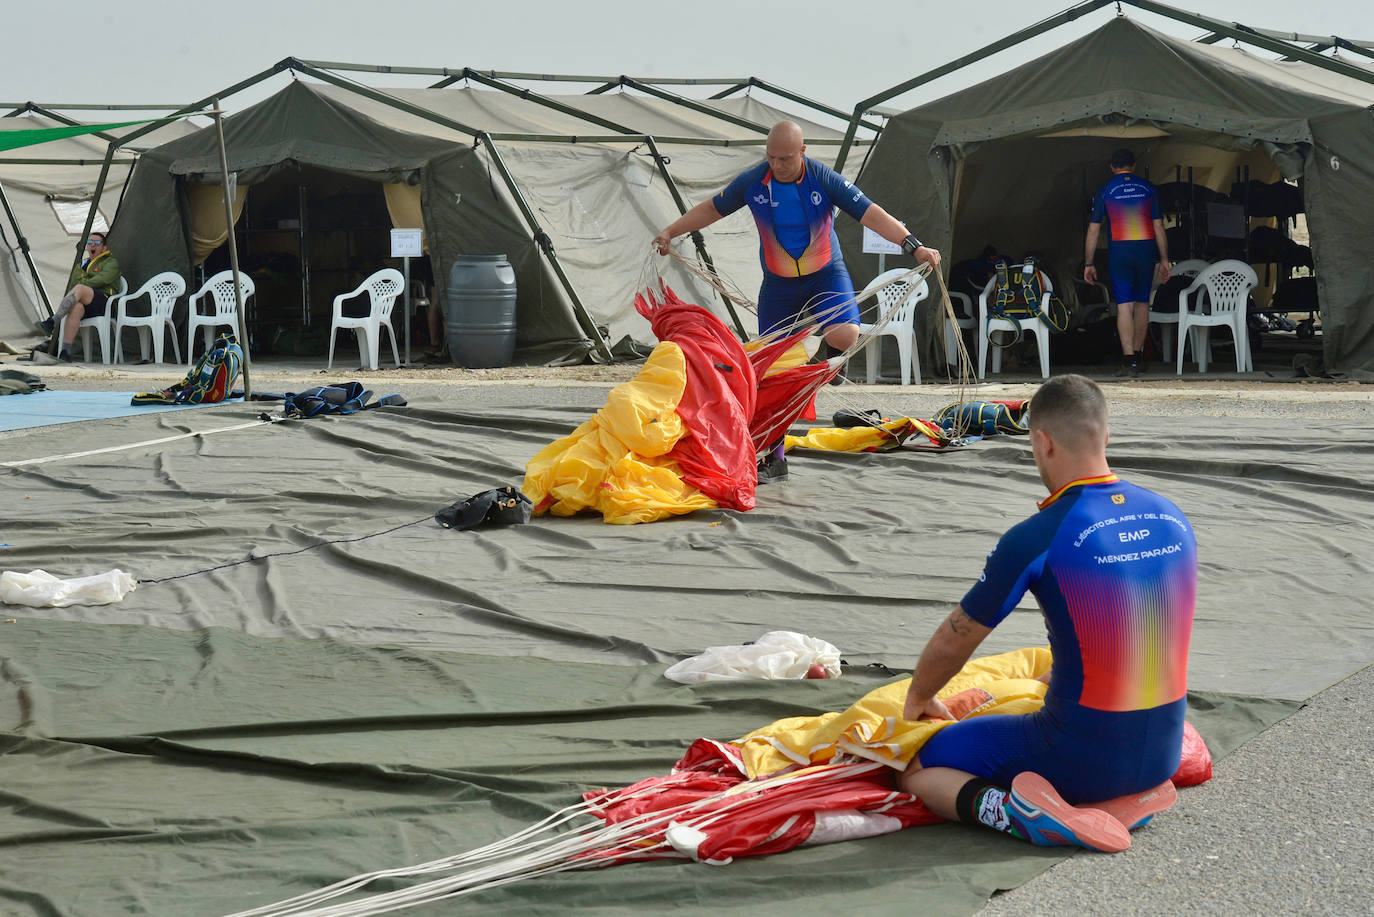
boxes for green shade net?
[0,119,162,153]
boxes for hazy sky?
[5,0,1367,121]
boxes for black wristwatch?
[901,235,924,255]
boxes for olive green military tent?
[842,15,1374,377]
[110,72,872,363]
[0,109,196,343]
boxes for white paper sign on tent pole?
[391,228,424,363]
[862,226,902,273]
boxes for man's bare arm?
[653,200,724,254]
[1083,223,1103,283]
[1153,218,1171,282]
[902,605,994,720]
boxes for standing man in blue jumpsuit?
[899,374,1197,852]
[1083,149,1171,377]
[653,121,939,479]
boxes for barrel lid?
[457,253,508,262]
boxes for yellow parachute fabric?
[784,416,950,453]
[744,339,810,377]
[522,342,719,525]
[733,647,1052,778]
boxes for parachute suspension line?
[749,264,933,448]
[812,266,986,446]
[227,761,887,917]
[660,247,758,319]
[647,250,990,445]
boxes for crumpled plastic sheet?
[664,630,843,683]
[0,569,138,607]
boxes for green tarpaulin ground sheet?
[0,618,1296,917]
[1,393,1368,915]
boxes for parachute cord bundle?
[653,247,988,446]
[225,761,887,917]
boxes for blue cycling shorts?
[757,260,859,336]
[915,700,1184,804]
[1108,242,1158,305]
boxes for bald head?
[768,120,805,147]
[766,121,806,182]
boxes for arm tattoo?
[946,608,975,636]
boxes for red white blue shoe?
[1008,771,1132,853]
[1079,779,1177,830]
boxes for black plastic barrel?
[445,254,517,368]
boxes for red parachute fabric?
[634,284,759,511]
[1173,720,1213,786]
[635,282,845,466]
[582,740,938,864]
[582,723,1213,864]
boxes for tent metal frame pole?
[1197,29,1374,54]
[0,157,136,166]
[476,132,615,362]
[459,69,652,137]
[455,71,750,337]
[57,61,295,354]
[641,136,748,339]
[212,98,251,399]
[481,131,762,146]
[732,77,887,134]
[483,71,749,87]
[300,61,756,88]
[833,0,1113,173]
[0,177,53,315]
[51,138,118,354]
[301,60,870,136]
[295,67,750,149]
[617,77,771,135]
[832,0,1374,176]
[24,103,127,146]
[111,62,296,152]
[0,102,187,112]
[1121,1,1374,85]
[291,61,490,137]
[707,82,752,99]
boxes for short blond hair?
[1027,374,1108,451]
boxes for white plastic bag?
[0,569,138,608]
[664,631,842,684]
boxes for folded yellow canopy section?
[785,416,948,453]
[734,647,1052,778]
[523,342,718,525]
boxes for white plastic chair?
[1150,259,1209,361]
[944,290,976,369]
[1176,260,1256,374]
[327,268,404,371]
[977,266,1052,380]
[187,270,254,364]
[60,276,126,364]
[853,268,929,385]
[114,271,186,364]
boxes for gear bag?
[282,382,406,417]
[987,258,1070,348]
[934,400,1030,437]
[131,334,243,405]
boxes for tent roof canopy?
[831,0,1374,172]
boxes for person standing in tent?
[38,231,121,362]
[898,374,1197,853]
[651,120,939,481]
[1083,149,1170,377]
